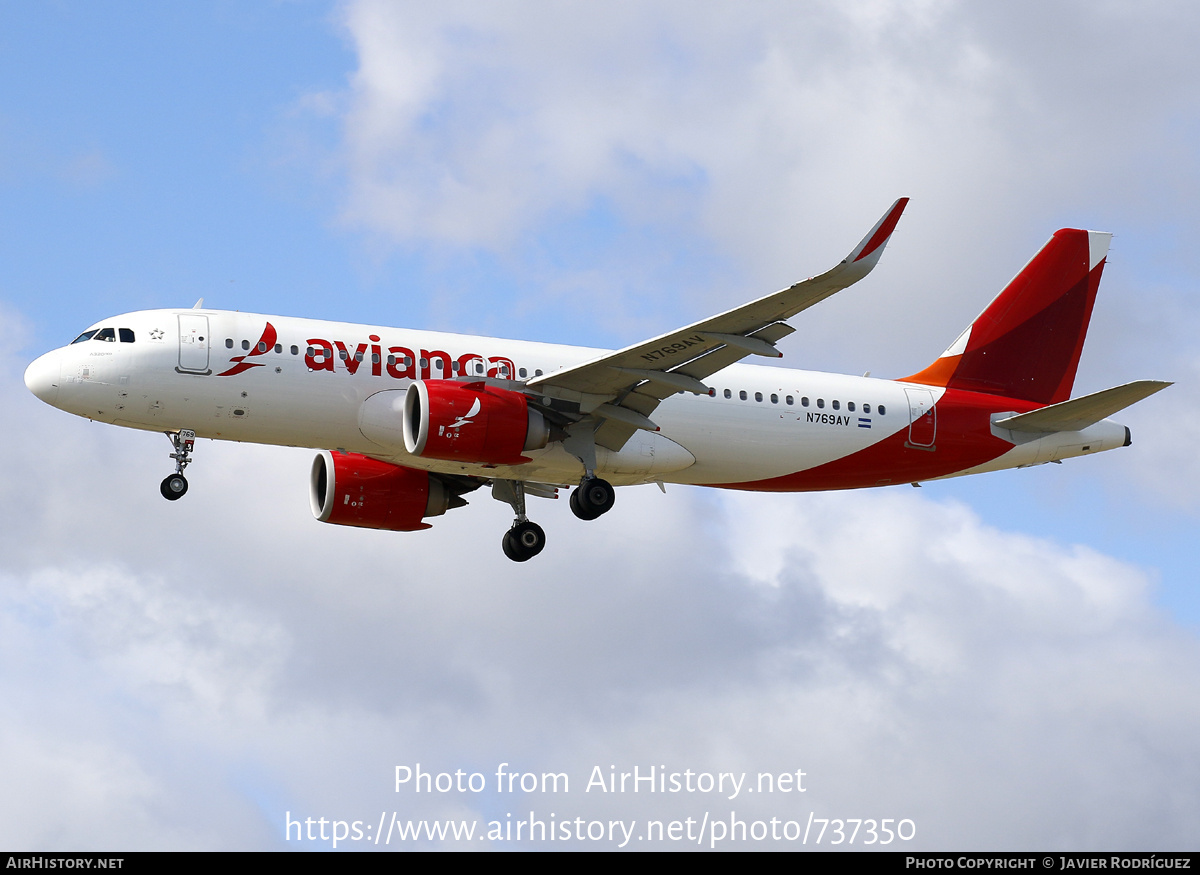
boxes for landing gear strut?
[160,429,195,501]
[493,480,546,562]
[570,476,615,520]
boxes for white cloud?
[319,0,1200,520]
[6,0,1200,851]
[327,1,1200,376]
[3,342,1199,847]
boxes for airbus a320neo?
[25,200,1169,560]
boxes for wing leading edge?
[528,197,910,450]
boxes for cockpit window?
[94,327,116,342]
[119,328,135,343]
[71,330,98,344]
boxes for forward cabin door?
[177,314,211,374]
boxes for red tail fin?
[903,229,1111,404]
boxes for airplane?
[23,199,1171,561]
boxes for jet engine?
[309,450,463,532]
[402,380,548,465]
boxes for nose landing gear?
[160,429,195,501]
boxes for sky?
[2,0,1199,851]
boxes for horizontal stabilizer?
[994,380,1172,433]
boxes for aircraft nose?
[24,351,61,405]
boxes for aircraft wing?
[526,198,909,450]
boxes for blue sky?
[3,0,1199,851]
[1,3,355,338]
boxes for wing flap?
[668,322,796,387]
[594,392,659,451]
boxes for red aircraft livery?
[24,200,1170,561]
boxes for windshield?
[70,326,135,344]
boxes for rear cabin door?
[905,387,936,449]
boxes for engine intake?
[402,380,547,465]
[310,451,459,532]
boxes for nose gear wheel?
[160,474,188,500]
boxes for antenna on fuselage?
[192,298,204,309]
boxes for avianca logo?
[215,323,518,382]
[443,397,482,434]
[217,323,277,377]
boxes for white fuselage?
[24,308,1128,490]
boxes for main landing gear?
[492,476,616,561]
[561,426,614,523]
[503,520,546,563]
[493,480,546,562]
[570,476,615,521]
[160,429,195,501]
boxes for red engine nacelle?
[402,380,548,465]
[309,451,456,532]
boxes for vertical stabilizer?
[903,229,1110,404]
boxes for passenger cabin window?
[847,401,855,412]
[816,398,824,408]
[863,403,871,414]
[754,392,763,402]
[242,340,250,350]
[226,338,234,348]
[119,328,135,343]
[832,400,840,410]
[723,389,732,399]
[878,405,886,415]
[786,395,794,406]
[801,397,810,407]
[739,390,748,401]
